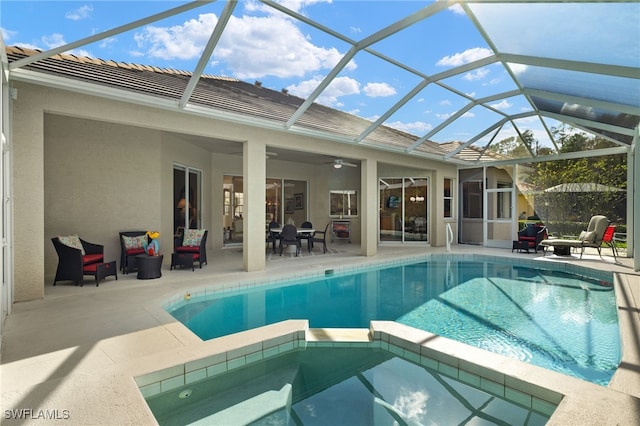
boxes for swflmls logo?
[4,409,70,420]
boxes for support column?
[243,141,266,271]
[630,137,638,271]
[13,96,44,301]
[360,158,377,256]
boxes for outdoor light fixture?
[333,163,342,169]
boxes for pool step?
[306,327,372,342]
[190,384,293,425]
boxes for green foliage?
[519,126,627,223]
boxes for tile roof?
[6,46,453,161]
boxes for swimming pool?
[166,256,620,385]
[144,345,554,425]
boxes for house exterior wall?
[10,80,458,302]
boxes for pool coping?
[133,254,639,424]
[133,319,637,425]
[137,321,561,420]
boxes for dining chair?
[279,224,301,256]
[311,223,329,254]
[298,221,315,253]
[267,220,281,253]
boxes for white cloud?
[135,12,353,79]
[66,5,93,21]
[490,99,512,110]
[99,37,117,49]
[275,0,331,14]
[1,28,16,42]
[135,14,217,60]
[386,120,432,134]
[363,82,396,97]
[393,390,429,422]
[448,4,466,15]
[440,99,452,106]
[436,113,451,120]
[287,75,360,106]
[484,77,501,86]
[217,14,353,79]
[436,47,492,66]
[463,67,490,81]
[42,33,67,49]
[508,63,527,75]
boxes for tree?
[524,127,626,224]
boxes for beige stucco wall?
[44,115,162,281]
[12,83,45,301]
[11,80,458,302]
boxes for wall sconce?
[333,163,342,169]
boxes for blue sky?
[2,1,636,148]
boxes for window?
[496,182,512,219]
[444,178,454,219]
[330,190,358,217]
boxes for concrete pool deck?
[1,245,639,425]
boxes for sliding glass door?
[174,165,202,237]
[223,175,244,244]
[224,176,307,246]
[379,177,428,243]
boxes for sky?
[2,1,637,150]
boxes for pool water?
[168,258,620,385]
[145,347,553,425]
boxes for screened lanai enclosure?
[1,0,638,315]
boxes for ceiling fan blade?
[329,159,358,168]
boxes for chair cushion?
[59,234,86,255]
[519,236,537,242]
[123,235,146,250]
[183,229,205,247]
[579,230,596,243]
[126,248,145,256]
[83,253,103,265]
[176,246,200,253]
[83,263,99,273]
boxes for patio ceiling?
[3,0,639,165]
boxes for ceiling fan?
[328,159,358,169]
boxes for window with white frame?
[444,178,454,219]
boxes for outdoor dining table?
[270,228,315,234]
[269,227,315,254]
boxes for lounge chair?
[52,235,115,286]
[540,215,609,258]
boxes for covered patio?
[1,244,639,424]
[1,1,639,424]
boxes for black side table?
[136,254,163,279]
